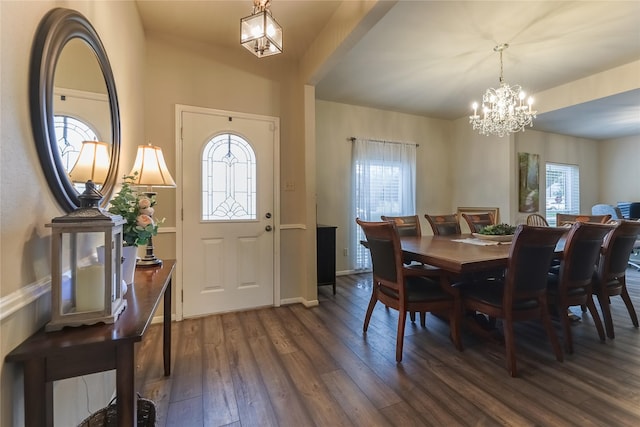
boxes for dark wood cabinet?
[317,225,337,294]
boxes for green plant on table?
[107,173,163,247]
[478,223,517,235]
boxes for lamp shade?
[68,141,111,184]
[128,144,176,188]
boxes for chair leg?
[620,287,639,327]
[559,304,573,354]
[585,297,606,341]
[419,312,426,327]
[363,292,377,333]
[596,293,615,339]
[396,310,407,362]
[409,311,416,323]
[502,316,517,377]
[541,303,564,363]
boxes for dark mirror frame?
[30,7,120,212]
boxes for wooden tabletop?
[5,260,175,362]
[400,235,512,274]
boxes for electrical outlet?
[343,248,348,256]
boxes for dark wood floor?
[136,269,640,426]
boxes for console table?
[5,260,175,427]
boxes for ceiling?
[136,0,640,140]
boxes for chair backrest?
[461,212,495,233]
[380,215,421,237]
[558,222,616,292]
[424,213,461,236]
[356,219,404,293]
[591,204,623,220]
[504,225,566,301]
[556,213,611,226]
[598,220,640,281]
[526,213,549,227]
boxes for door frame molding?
[174,104,281,321]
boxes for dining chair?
[380,214,423,236]
[526,213,549,227]
[356,218,462,362]
[381,214,441,322]
[380,214,437,269]
[556,213,611,226]
[455,224,566,377]
[591,220,640,338]
[424,213,461,236]
[461,212,495,233]
[546,222,615,353]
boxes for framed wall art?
[518,152,539,213]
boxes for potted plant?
[107,173,163,284]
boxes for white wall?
[0,1,145,425]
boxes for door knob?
[265,212,272,219]
[265,225,273,232]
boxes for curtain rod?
[348,137,419,147]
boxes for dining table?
[400,234,513,277]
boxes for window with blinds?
[351,138,416,270]
[545,162,580,226]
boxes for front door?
[180,106,278,317]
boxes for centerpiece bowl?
[472,223,517,242]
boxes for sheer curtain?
[351,138,417,270]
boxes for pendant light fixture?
[240,0,283,58]
[469,44,536,137]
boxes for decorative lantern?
[45,182,127,331]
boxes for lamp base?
[136,256,163,268]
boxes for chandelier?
[240,0,283,58]
[469,44,536,137]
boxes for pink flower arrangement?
[107,175,163,246]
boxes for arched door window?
[54,115,99,172]
[202,133,257,220]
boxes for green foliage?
[478,223,517,235]
[107,174,161,247]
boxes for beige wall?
[598,134,640,204]
[0,1,145,425]
[143,31,312,305]
[1,1,638,425]
[315,100,452,272]
[317,102,633,274]
[515,130,600,225]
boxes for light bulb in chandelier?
[469,43,537,137]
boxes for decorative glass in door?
[202,133,256,220]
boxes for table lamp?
[128,143,176,267]
[68,140,111,186]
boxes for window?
[352,139,416,270]
[545,163,579,226]
[54,115,99,173]
[201,133,256,220]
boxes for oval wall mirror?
[30,7,120,212]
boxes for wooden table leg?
[163,276,172,376]
[116,344,136,427]
[23,358,52,427]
